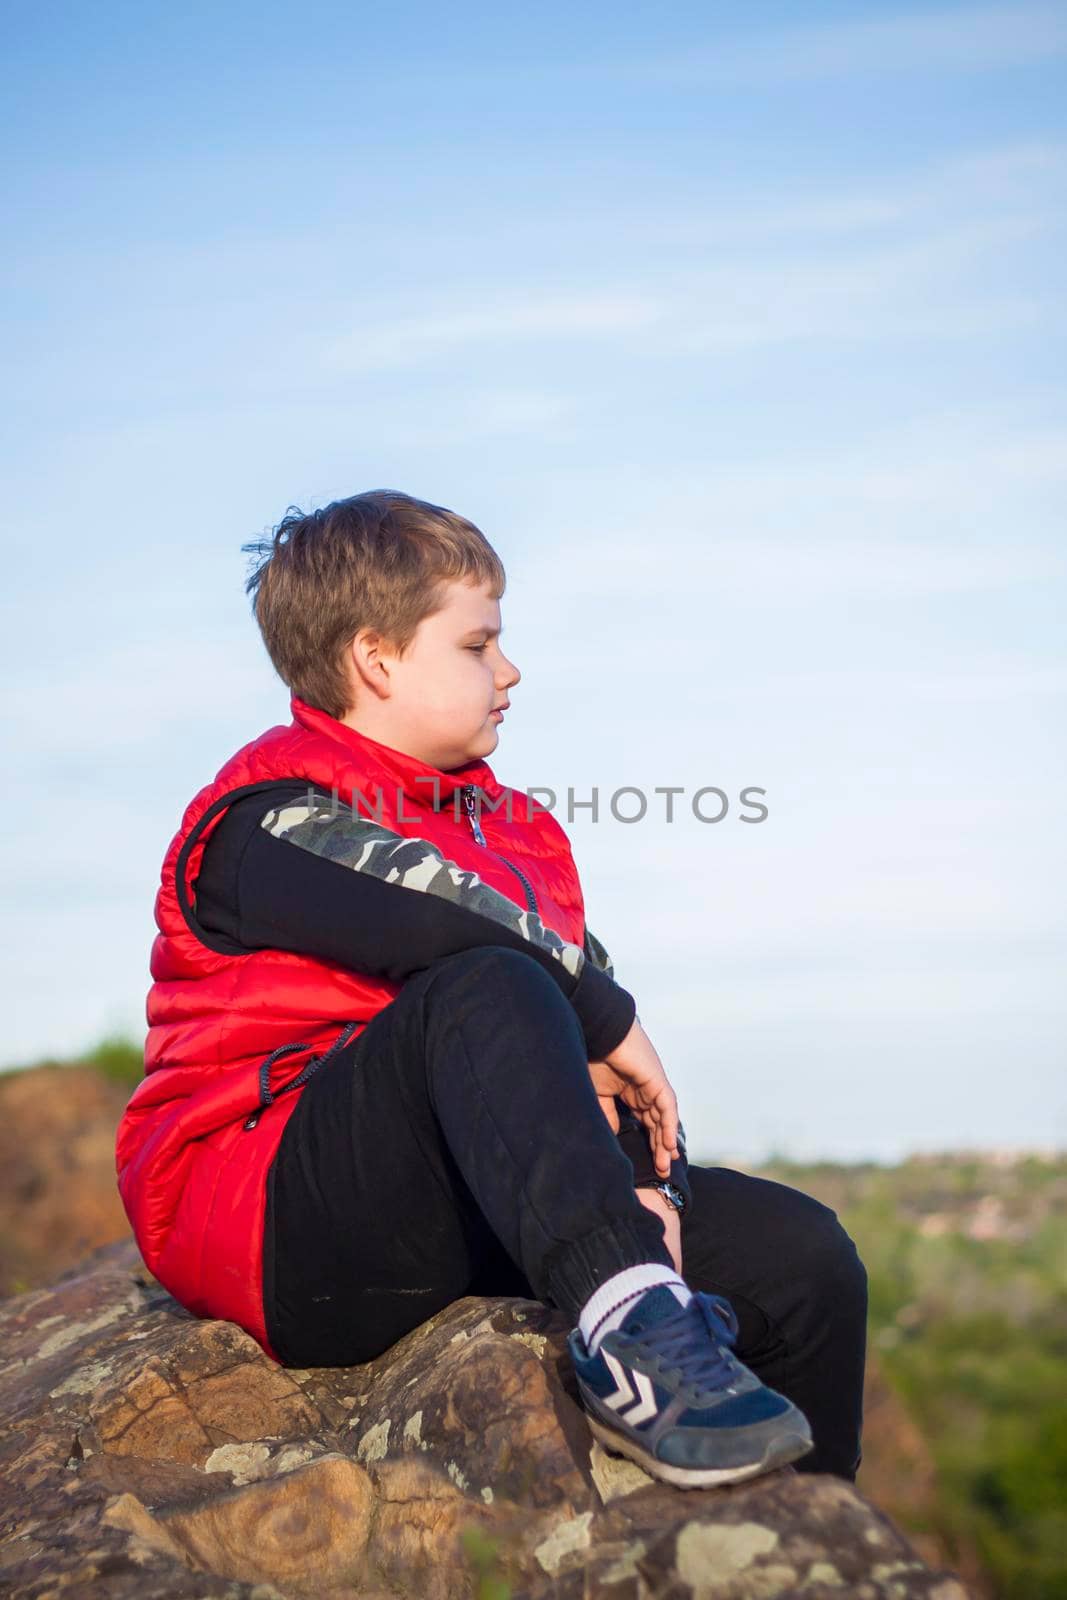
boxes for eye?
[468,643,489,652]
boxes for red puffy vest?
[115,695,588,1360]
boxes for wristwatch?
[637,1178,687,1214]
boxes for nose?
[499,652,521,689]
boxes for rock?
[0,1061,984,1586]
[0,1239,975,1598]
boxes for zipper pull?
[461,783,486,845]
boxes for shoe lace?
[627,1292,742,1399]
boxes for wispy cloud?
[556,535,1067,599]
[592,6,1067,85]
[327,211,1062,369]
[326,175,1059,369]
[523,417,1067,608]
[328,292,664,371]
[670,217,1055,350]
[668,144,1067,245]
[710,663,1067,703]
[659,422,1067,518]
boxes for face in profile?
[348,577,522,771]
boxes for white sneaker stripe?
[620,1369,659,1425]
[601,1350,637,1410]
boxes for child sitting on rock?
[115,489,868,1488]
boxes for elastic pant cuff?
[542,1214,675,1321]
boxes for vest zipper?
[460,783,539,916]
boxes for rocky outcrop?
[0,1060,979,1582]
[0,1239,972,1599]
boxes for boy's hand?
[587,1017,680,1180]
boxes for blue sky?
[3,2,1064,1161]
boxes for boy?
[116,490,867,1489]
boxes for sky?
[3,2,1064,1162]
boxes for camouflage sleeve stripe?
[262,791,586,980]
[582,926,616,980]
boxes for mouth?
[490,704,509,720]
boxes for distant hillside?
[0,1049,136,1297]
[753,1152,1067,1600]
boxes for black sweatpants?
[263,946,868,1480]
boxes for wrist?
[634,1185,683,1272]
[635,1182,670,1211]
[615,1121,691,1210]
[635,1177,687,1217]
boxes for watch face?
[637,1179,684,1210]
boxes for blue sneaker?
[567,1285,814,1488]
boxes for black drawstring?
[243,1021,361,1130]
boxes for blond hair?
[243,489,506,719]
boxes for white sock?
[578,1263,692,1356]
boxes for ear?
[346,627,395,700]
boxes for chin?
[447,728,495,769]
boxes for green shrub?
[76,1033,144,1086]
[759,1155,1067,1600]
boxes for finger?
[653,1100,679,1175]
[657,1086,679,1161]
[644,1118,670,1178]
